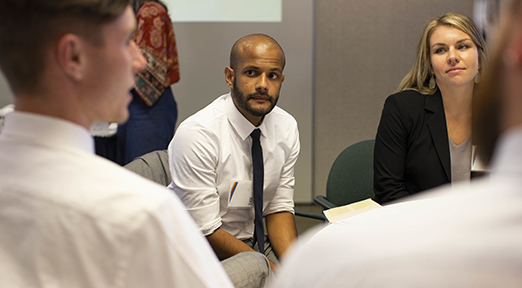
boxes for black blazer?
[374,89,451,204]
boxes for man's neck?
[14,93,91,130]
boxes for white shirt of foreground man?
[0,112,234,288]
[0,2,233,286]
[272,128,522,287]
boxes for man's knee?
[222,252,272,288]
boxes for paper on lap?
[323,198,382,223]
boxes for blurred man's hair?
[0,0,130,94]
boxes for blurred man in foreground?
[0,1,237,287]
[272,1,522,287]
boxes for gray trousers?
[242,236,279,265]
[221,236,276,288]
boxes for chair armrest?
[295,209,326,221]
[314,195,336,210]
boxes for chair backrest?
[124,149,172,186]
[326,139,375,206]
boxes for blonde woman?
[374,12,487,204]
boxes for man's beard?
[232,79,279,117]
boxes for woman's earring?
[429,75,436,89]
[474,71,480,84]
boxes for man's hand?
[269,260,278,271]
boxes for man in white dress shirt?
[0,1,242,287]
[169,34,299,272]
[272,1,522,287]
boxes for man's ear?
[225,66,234,88]
[503,9,522,69]
[56,34,85,81]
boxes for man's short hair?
[0,0,130,94]
[229,34,286,71]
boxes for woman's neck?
[438,83,474,121]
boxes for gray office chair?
[314,139,375,209]
[124,150,325,221]
[124,149,171,186]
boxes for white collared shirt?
[0,112,233,288]
[168,93,299,238]
[272,127,522,288]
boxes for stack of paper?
[323,198,382,223]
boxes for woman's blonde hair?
[397,12,488,94]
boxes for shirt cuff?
[185,198,222,236]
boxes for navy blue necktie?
[251,129,265,254]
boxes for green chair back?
[325,139,375,207]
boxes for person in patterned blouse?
[96,0,181,165]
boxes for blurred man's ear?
[508,5,522,65]
[57,34,85,82]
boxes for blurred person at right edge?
[270,2,522,287]
[373,13,487,204]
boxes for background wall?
[313,0,474,197]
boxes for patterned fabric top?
[134,2,180,106]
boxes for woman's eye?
[458,45,469,50]
[435,48,445,54]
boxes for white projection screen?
[164,0,282,22]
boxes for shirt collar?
[224,92,267,141]
[2,111,95,154]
